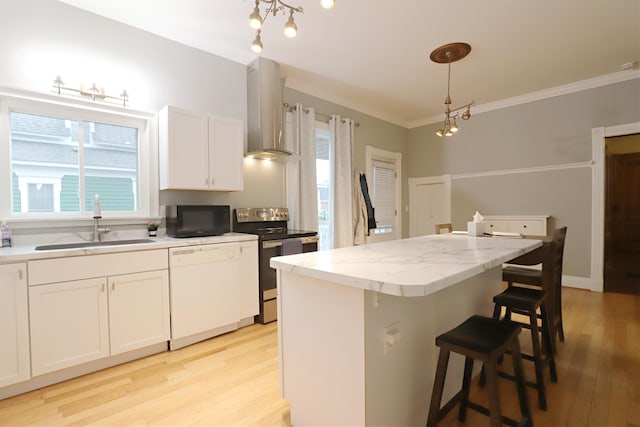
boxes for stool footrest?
[465,401,530,427]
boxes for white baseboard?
[562,274,601,292]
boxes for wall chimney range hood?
[246,57,291,160]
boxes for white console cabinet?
[159,106,244,191]
[28,250,169,376]
[0,263,30,387]
[483,215,549,236]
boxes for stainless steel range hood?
[246,57,291,160]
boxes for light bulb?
[284,13,297,37]
[251,31,263,53]
[248,4,262,29]
[445,129,453,136]
[461,107,471,120]
[320,0,335,8]
[436,129,444,137]
[450,118,459,133]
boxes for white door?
[108,270,170,355]
[29,277,109,376]
[409,176,451,237]
[0,263,30,387]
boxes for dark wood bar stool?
[426,315,533,427]
[503,227,568,345]
[490,287,558,410]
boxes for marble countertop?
[270,234,542,297]
[0,233,257,264]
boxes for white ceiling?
[58,0,640,128]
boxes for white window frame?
[0,93,158,225]
[365,145,402,243]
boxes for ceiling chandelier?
[430,42,474,137]
[248,0,336,53]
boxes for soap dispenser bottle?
[1,222,12,247]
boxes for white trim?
[451,161,592,180]
[562,275,599,292]
[409,71,640,129]
[591,121,640,293]
[408,175,451,237]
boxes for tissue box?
[467,221,486,237]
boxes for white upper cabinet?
[159,106,244,191]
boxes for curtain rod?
[283,103,360,127]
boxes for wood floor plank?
[1,288,639,426]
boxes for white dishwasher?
[169,243,240,349]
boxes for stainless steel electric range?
[233,207,318,324]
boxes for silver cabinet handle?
[102,283,105,292]
[18,269,23,280]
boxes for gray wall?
[407,78,640,279]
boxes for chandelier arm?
[275,0,303,13]
[448,100,475,114]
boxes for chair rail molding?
[591,121,640,292]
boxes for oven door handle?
[262,236,318,249]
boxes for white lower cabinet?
[0,263,30,387]
[28,250,169,376]
[108,271,170,356]
[29,278,109,376]
[239,241,259,319]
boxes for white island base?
[278,265,503,426]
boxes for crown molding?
[408,70,640,129]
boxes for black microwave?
[165,205,230,238]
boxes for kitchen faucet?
[92,195,109,241]
[92,216,110,242]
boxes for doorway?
[604,134,640,294]
[408,175,451,237]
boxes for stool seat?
[436,315,522,355]
[427,315,533,427]
[493,286,545,309]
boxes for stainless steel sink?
[35,239,155,251]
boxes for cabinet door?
[29,278,109,376]
[108,270,170,356]
[159,106,210,190]
[209,116,244,191]
[170,244,240,339]
[0,263,30,387]
[239,241,259,319]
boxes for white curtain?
[330,115,354,248]
[285,103,318,232]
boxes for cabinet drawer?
[508,220,545,235]
[28,249,168,286]
[485,220,510,233]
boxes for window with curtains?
[315,122,332,250]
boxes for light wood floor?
[1,287,638,426]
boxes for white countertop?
[270,234,542,297]
[0,233,257,264]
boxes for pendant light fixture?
[248,0,335,53]
[430,42,474,137]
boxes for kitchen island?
[271,234,541,426]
